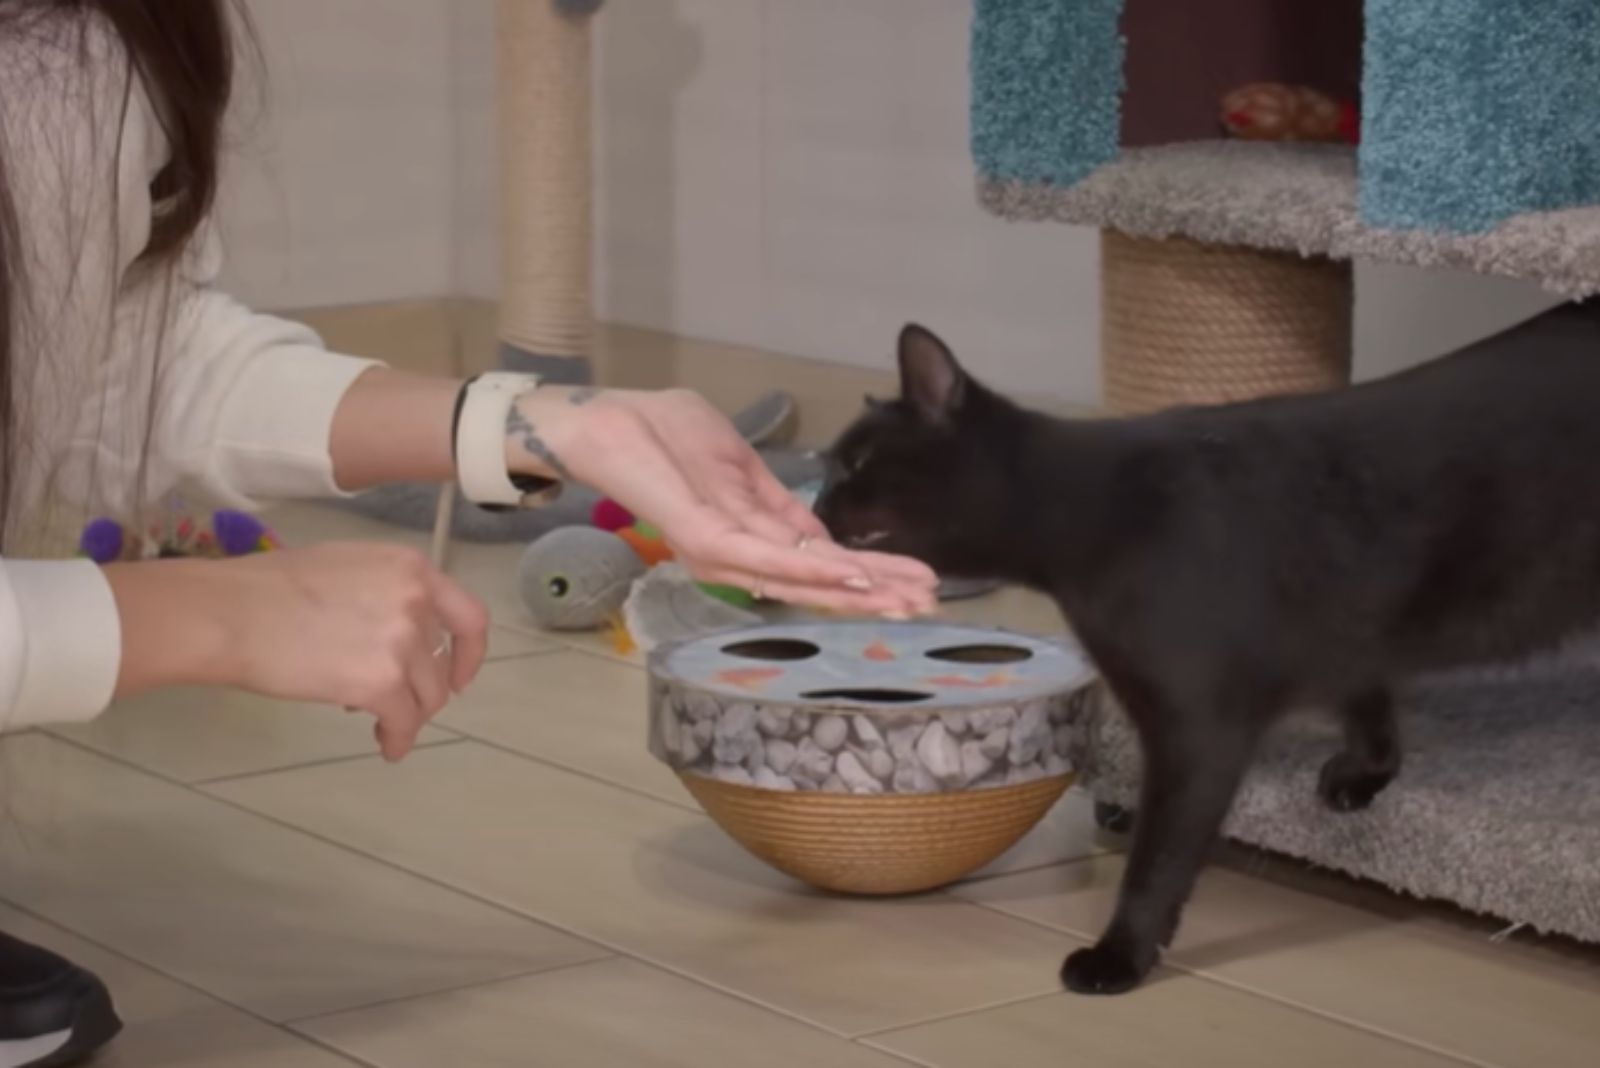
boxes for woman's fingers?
[826,545,940,588]
[683,536,935,616]
[671,502,938,615]
[380,571,488,762]
[370,686,427,762]
[677,523,873,592]
[429,572,490,692]
[696,565,916,617]
[406,630,452,718]
[742,452,831,538]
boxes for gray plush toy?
[517,527,646,630]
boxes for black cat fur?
[813,305,1600,995]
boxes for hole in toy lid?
[722,638,821,661]
[800,688,931,704]
[926,643,1033,664]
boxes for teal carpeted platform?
[971,0,1600,244]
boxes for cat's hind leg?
[1317,686,1400,813]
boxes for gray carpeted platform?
[1073,652,1600,942]
[979,142,1600,299]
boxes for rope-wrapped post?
[1100,231,1353,414]
[435,0,602,566]
[493,0,602,384]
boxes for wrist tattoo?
[506,405,573,481]
[568,386,600,406]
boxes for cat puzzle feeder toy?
[648,621,1097,894]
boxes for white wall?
[216,0,460,309]
[1352,265,1557,380]
[215,0,1560,407]
[590,0,1102,402]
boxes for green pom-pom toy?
[698,582,756,608]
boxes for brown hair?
[0,0,243,542]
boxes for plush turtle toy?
[516,526,648,631]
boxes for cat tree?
[969,0,1600,940]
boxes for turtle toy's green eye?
[548,576,571,598]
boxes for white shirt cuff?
[5,560,121,729]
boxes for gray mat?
[1075,656,1600,942]
[979,141,1600,299]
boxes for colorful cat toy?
[78,510,281,564]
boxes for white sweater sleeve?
[144,232,382,508]
[2,19,379,730]
[59,74,382,513]
[0,559,121,731]
[1,22,142,731]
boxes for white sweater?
[0,19,379,729]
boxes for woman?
[0,2,937,1063]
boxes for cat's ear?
[897,324,967,425]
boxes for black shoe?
[0,931,121,1067]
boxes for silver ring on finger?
[432,637,452,658]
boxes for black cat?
[814,307,1600,995]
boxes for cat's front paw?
[1317,752,1394,812]
[1060,943,1154,995]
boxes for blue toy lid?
[651,621,1094,708]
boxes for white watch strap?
[456,372,543,506]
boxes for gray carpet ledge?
[979,142,1600,299]
[1073,658,1600,943]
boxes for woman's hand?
[506,387,938,617]
[107,543,489,761]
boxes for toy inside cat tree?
[970,0,1600,943]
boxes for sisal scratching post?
[494,0,598,383]
[1100,230,1353,414]
[435,0,602,566]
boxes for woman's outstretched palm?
[556,388,937,617]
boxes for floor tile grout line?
[851,988,1066,1043]
[36,734,1154,1056]
[40,733,624,945]
[189,735,471,788]
[284,955,618,1027]
[851,1042,939,1068]
[1184,969,1502,1068]
[484,646,568,665]
[0,896,378,1068]
[438,732,706,815]
[57,722,1008,1055]
[301,951,930,1068]
[25,735,1493,1067]
[955,848,1122,887]
[30,735,893,1047]
[523,635,646,670]
[957,894,1500,1068]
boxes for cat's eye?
[848,447,874,474]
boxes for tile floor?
[4,500,1598,1067]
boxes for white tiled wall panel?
[592,0,1102,401]
[217,0,457,309]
